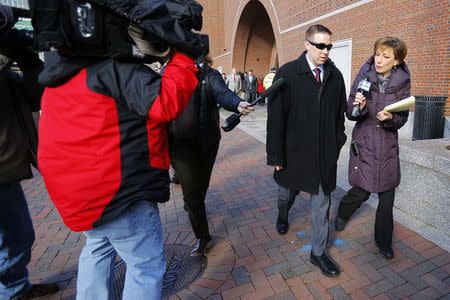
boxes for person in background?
[226,67,242,94]
[222,72,227,82]
[263,67,277,90]
[257,74,266,105]
[335,37,410,260]
[266,24,347,277]
[0,10,60,298]
[170,56,253,256]
[244,69,257,103]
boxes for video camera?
[0,4,36,69]
[26,0,208,62]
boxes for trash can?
[412,96,447,140]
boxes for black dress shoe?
[376,244,394,259]
[276,221,289,235]
[190,237,212,256]
[334,217,347,231]
[310,252,341,277]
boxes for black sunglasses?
[307,40,333,51]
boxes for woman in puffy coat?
[335,37,410,260]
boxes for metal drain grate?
[113,244,207,298]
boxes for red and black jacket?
[38,52,198,232]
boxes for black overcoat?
[266,51,347,195]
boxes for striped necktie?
[313,68,321,83]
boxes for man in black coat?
[244,69,258,103]
[266,24,347,277]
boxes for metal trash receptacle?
[412,96,447,140]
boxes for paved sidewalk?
[21,115,449,299]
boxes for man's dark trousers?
[171,140,219,240]
[248,91,256,103]
[0,183,35,299]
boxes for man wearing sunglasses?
[267,24,347,277]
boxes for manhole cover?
[113,244,207,298]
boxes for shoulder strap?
[201,69,213,104]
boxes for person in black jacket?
[266,24,347,277]
[170,56,253,256]
[244,69,258,103]
[0,14,60,299]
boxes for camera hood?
[83,0,208,58]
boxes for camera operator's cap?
[82,0,208,58]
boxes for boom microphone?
[221,77,286,132]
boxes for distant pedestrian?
[244,69,257,103]
[267,24,347,277]
[257,74,266,105]
[226,67,242,94]
[263,67,276,90]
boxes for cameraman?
[0,5,60,299]
[37,13,200,300]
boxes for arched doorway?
[232,0,278,78]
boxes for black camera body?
[0,5,15,33]
[29,0,142,60]
[28,0,208,62]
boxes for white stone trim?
[332,38,353,95]
[212,51,232,60]
[268,0,281,33]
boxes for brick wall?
[198,0,450,115]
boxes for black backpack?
[169,70,211,139]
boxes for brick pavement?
[21,126,449,299]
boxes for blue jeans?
[76,201,165,300]
[0,183,35,300]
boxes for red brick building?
[199,0,450,115]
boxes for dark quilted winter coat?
[347,57,411,193]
